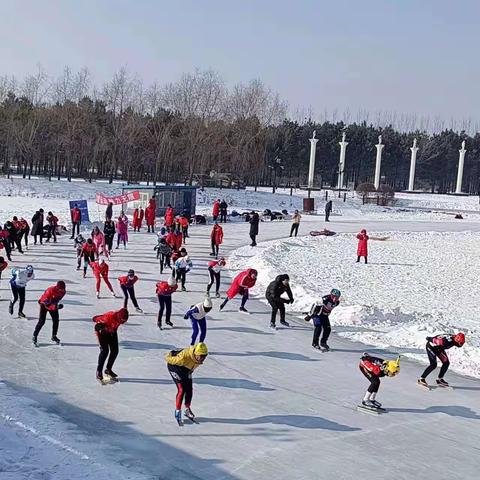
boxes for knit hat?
[167,276,176,287]
[194,342,208,356]
[119,308,129,320]
[57,280,66,290]
[203,297,213,309]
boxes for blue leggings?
[191,318,207,345]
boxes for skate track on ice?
[1,216,480,480]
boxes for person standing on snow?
[175,249,192,291]
[220,268,257,312]
[184,298,212,345]
[356,229,369,263]
[290,210,301,237]
[105,202,113,221]
[91,225,107,258]
[32,280,66,346]
[118,269,142,312]
[164,204,175,229]
[212,199,220,221]
[156,276,177,329]
[31,209,45,245]
[93,307,129,383]
[219,199,228,223]
[90,258,116,299]
[206,257,226,298]
[145,198,156,233]
[45,211,59,243]
[249,211,259,246]
[165,342,208,425]
[210,221,224,258]
[103,219,115,256]
[265,274,294,328]
[154,236,172,273]
[359,354,400,409]
[305,289,341,351]
[325,200,333,222]
[81,238,97,278]
[133,207,143,232]
[70,204,81,239]
[9,265,35,319]
[116,213,129,249]
[417,333,465,388]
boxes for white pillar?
[456,140,467,194]
[408,138,419,191]
[374,135,384,190]
[307,131,318,189]
[337,132,348,189]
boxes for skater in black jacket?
[265,274,294,328]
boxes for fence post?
[343,192,346,202]
[325,191,328,201]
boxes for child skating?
[184,297,212,345]
[156,276,178,329]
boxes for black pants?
[357,256,367,264]
[207,267,220,294]
[290,223,299,237]
[105,235,114,252]
[22,230,30,248]
[421,344,450,379]
[47,225,57,242]
[33,305,59,338]
[83,252,95,274]
[97,331,119,373]
[182,226,189,239]
[10,284,26,314]
[116,234,126,248]
[168,364,193,410]
[325,211,330,222]
[267,297,285,325]
[360,366,380,393]
[121,285,139,309]
[250,234,257,246]
[176,268,187,288]
[13,236,24,253]
[71,222,80,238]
[220,211,227,223]
[211,241,219,257]
[159,253,171,273]
[158,295,172,326]
[2,240,12,259]
[313,315,331,346]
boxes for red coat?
[212,201,220,217]
[177,217,189,228]
[156,281,178,296]
[93,309,128,334]
[173,232,183,251]
[39,285,66,311]
[356,232,369,257]
[118,275,138,288]
[165,207,174,227]
[211,225,224,245]
[165,232,176,249]
[226,268,257,299]
[82,243,97,256]
[0,259,8,273]
[71,208,81,223]
[90,261,109,277]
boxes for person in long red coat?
[90,259,115,298]
[145,198,156,233]
[210,222,224,258]
[33,281,66,346]
[219,268,257,312]
[356,229,369,264]
[133,208,141,232]
[93,307,129,383]
[165,204,175,229]
[212,199,220,221]
[173,229,183,251]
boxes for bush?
[356,182,376,195]
[377,184,395,198]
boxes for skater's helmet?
[454,332,465,346]
[57,280,66,291]
[383,357,400,377]
[203,297,213,311]
[127,269,135,277]
[26,265,34,275]
[331,288,341,298]
[119,308,129,320]
[167,276,176,287]
[194,342,208,357]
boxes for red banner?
[95,191,140,205]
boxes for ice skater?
[118,269,142,312]
[220,268,257,312]
[90,258,116,298]
[116,213,129,249]
[359,353,400,410]
[356,229,369,264]
[9,265,35,319]
[175,249,192,291]
[206,257,226,298]
[184,297,212,345]
[210,221,224,258]
[32,281,66,346]
[306,289,341,351]
[93,307,129,383]
[81,238,97,277]
[154,235,172,273]
[265,274,294,328]
[165,342,208,425]
[156,276,178,329]
[417,333,465,388]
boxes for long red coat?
[165,207,174,227]
[212,201,220,217]
[356,231,369,257]
[93,309,128,334]
[145,200,156,227]
[165,231,176,249]
[226,268,257,299]
[211,225,224,245]
[133,208,144,229]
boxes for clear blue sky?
[1,0,478,122]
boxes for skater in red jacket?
[212,199,220,221]
[356,229,369,264]
[220,268,257,312]
[164,204,175,229]
[145,198,156,233]
[33,281,66,346]
[70,204,81,239]
[210,222,224,258]
[206,257,226,297]
[118,269,142,312]
[81,239,97,278]
[172,229,183,251]
[93,307,129,383]
[156,276,178,329]
[90,259,116,298]
[177,216,189,242]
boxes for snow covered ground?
[1,178,480,479]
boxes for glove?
[183,314,189,320]
[95,323,105,332]
[304,314,311,322]
[57,304,64,310]
[169,349,181,356]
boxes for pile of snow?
[396,192,480,212]
[228,231,480,378]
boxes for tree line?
[0,66,479,194]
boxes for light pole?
[337,131,348,190]
[307,131,318,196]
[374,135,384,190]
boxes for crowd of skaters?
[0,194,468,422]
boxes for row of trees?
[0,67,479,193]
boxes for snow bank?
[228,231,480,378]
